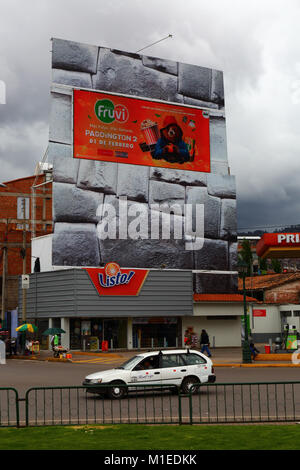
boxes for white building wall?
[31,234,53,272]
[250,304,281,335]
[184,302,244,347]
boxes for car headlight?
[90,379,102,384]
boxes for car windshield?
[116,356,144,370]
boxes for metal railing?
[1,381,300,427]
[0,388,20,427]
[24,384,180,427]
[187,381,300,424]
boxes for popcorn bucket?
[141,120,159,146]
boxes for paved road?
[1,358,300,426]
[1,357,300,393]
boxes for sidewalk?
[6,344,300,367]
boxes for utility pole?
[21,199,27,323]
[1,245,7,324]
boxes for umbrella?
[16,323,38,333]
[42,328,66,336]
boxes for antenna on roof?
[135,34,173,54]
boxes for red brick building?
[0,174,52,326]
[238,273,300,304]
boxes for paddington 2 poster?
[73,89,211,173]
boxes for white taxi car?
[83,349,215,399]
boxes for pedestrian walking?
[184,329,191,346]
[200,329,212,357]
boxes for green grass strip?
[0,424,300,450]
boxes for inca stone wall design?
[49,38,237,293]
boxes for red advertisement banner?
[84,263,149,296]
[73,89,210,172]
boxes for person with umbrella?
[50,333,59,350]
[43,328,66,358]
[16,324,38,355]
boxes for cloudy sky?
[0,0,300,232]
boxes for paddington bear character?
[153,116,190,164]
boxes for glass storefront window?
[70,319,81,350]
[132,318,180,348]
[70,318,127,350]
[36,319,49,350]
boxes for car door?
[129,355,161,387]
[182,352,208,382]
[159,354,187,387]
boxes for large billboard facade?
[49,38,237,293]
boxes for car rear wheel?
[107,381,127,399]
[181,376,200,394]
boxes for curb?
[71,352,123,358]
[7,355,43,361]
[255,354,293,362]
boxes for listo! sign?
[84,263,149,296]
[73,89,210,173]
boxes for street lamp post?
[238,260,252,364]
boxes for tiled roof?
[238,273,300,291]
[193,294,258,303]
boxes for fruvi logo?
[95,98,129,124]
[0,80,6,104]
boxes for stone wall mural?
[49,38,237,293]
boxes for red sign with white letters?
[253,309,266,317]
[256,233,300,258]
[84,262,149,296]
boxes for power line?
[238,222,300,231]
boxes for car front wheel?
[181,376,200,394]
[107,381,127,399]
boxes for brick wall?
[265,281,300,304]
[0,175,52,315]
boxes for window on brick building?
[17,197,29,219]
[17,197,30,230]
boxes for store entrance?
[104,319,127,349]
[132,318,180,348]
